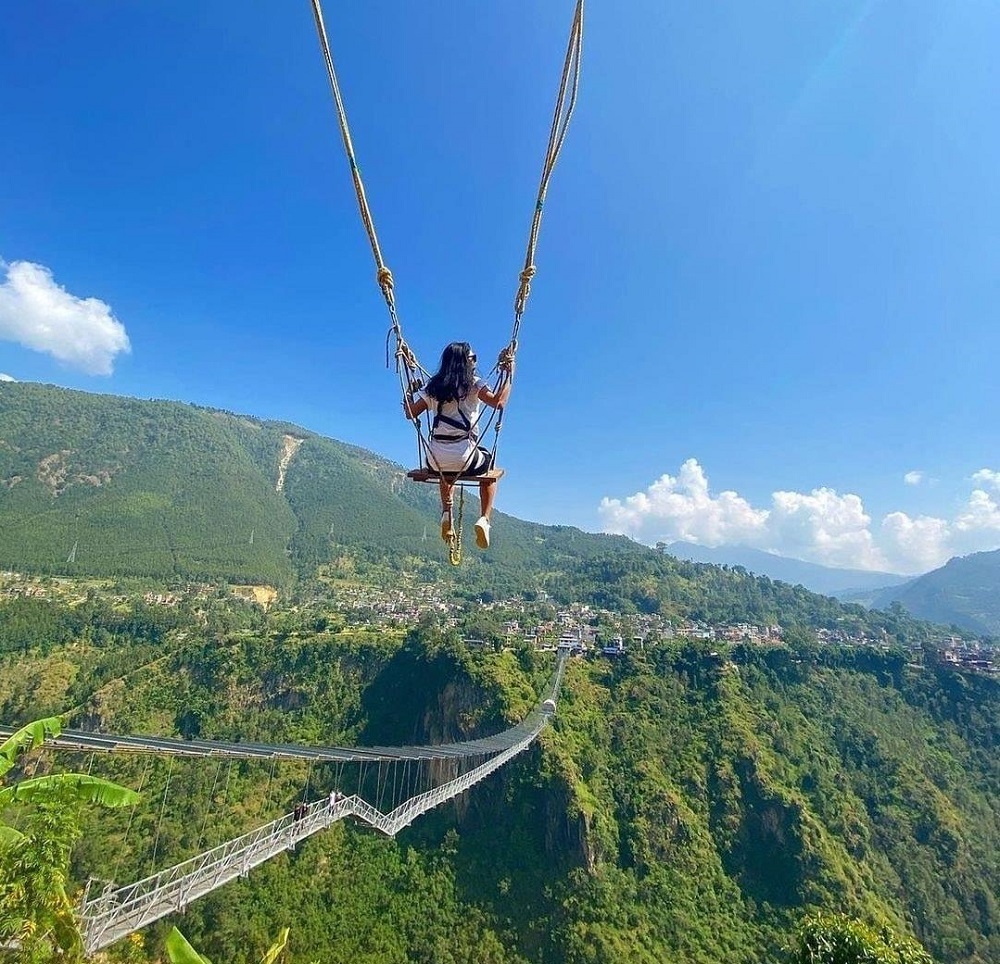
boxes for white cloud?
[904,470,924,485]
[954,488,1000,540]
[600,459,1000,575]
[0,260,131,375]
[768,488,885,571]
[0,373,15,382]
[880,512,951,573]
[971,468,1000,491]
[598,459,768,548]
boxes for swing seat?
[407,468,505,485]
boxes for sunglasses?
[468,352,477,363]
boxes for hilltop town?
[4,567,995,675]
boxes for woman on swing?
[404,341,513,550]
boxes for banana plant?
[0,717,140,961]
[165,926,290,964]
[0,717,139,817]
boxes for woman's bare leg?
[438,477,454,512]
[479,480,497,520]
[438,477,456,540]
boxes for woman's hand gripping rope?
[497,341,517,379]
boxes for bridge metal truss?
[75,655,566,955]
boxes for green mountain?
[0,381,638,585]
[0,382,977,648]
[873,550,1000,637]
[4,380,998,963]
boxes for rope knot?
[377,266,394,291]
[497,342,517,373]
[396,340,418,373]
[514,265,536,316]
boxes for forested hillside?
[3,381,997,964]
[1,587,996,964]
[874,549,1000,636]
[0,382,640,586]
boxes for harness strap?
[431,404,475,441]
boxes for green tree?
[790,914,934,964]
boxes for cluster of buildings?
[328,580,452,625]
[1,579,47,599]
[2,568,997,674]
[941,636,999,675]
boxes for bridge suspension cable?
[76,655,566,955]
[18,663,563,764]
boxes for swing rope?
[309,0,583,389]
[308,0,584,557]
[511,0,585,347]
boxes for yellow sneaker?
[474,516,490,550]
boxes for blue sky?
[2,1,999,574]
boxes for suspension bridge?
[21,654,566,956]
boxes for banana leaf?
[165,927,212,964]
[0,824,24,847]
[260,927,290,964]
[0,718,62,778]
[165,926,288,964]
[0,774,139,809]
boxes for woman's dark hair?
[425,342,476,404]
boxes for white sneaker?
[474,516,490,550]
[440,509,454,543]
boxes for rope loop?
[395,339,419,376]
[497,341,518,374]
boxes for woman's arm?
[403,393,429,419]
[478,362,515,409]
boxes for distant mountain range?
[662,541,911,598]
[664,542,1000,639]
[4,381,997,638]
[872,549,1000,637]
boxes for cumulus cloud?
[971,468,1000,491]
[880,512,951,573]
[0,373,15,382]
[904,470,923,485]
[600,459,1000,575]
[599,459,768,548]
[768,488,884,570]
[0,260,131,375]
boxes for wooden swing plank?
[407,468,505,484]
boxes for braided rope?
[309,0,419,377]
[508,0,584,353]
